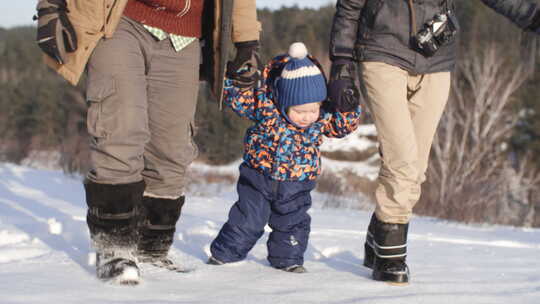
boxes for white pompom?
[288,42,308,59]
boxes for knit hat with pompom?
[275,42,327,115]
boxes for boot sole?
[385,281,409,286]
[365,243,409,285]
[280,265,307,273]
[372,270,409,285]
[105,273,140,286]
[117,279,140,286]
[98,259,140,286]
[107,266,140,286]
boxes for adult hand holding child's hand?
[227,41,263,90]
[327,58,360,112]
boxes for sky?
[0,0,336,29]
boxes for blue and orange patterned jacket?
[224,55,362,181]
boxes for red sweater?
[123,0,204,37]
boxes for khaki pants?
[85,17,200,198]
[360,62,451,224]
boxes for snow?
[319,125,380,180]
[322,156,380,181]
[47,218,63,235]
[321,124,378,153]
[0,162,539,303]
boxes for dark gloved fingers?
[227,41,262,89]
[327,58,360,112]
[35,0,77,64]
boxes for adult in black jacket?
[328,0,540,284]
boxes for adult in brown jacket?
[35,0,261,285]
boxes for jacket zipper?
[272,142,281,180]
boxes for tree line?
[0,3,539,226]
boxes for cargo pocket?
[86,75,116,138]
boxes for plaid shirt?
[143,24,196,52]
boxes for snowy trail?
[0,164,91,273]
[0,163,539,304]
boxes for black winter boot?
[85,180,145,285]
[137,195,184,264]
[280,265,308,273]
[364,213,410,284]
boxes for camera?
[413,10,458,57]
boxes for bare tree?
[58,87,90,174]
[418,45,540,226]
[502,153,540,227]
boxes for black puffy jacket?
[330,0,540,74]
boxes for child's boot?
[207,256,225,265]
[281,265,307,273]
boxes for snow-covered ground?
[321,124,377,154]
[320,125,380,180]
[1,162,539,304]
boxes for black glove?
[34,0,78,65]
[227,40,263,89]
[528,11,540,34]
[327,57,360,113]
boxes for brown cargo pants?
[360,62,451,224]
[85,17,200,198]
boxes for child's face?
[287,102,321,128]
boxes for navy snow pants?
[210,164,316,268]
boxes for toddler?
[208,42,362,273]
